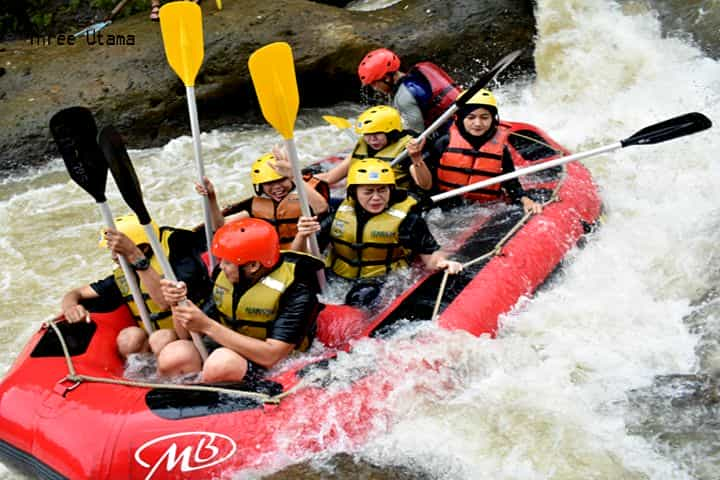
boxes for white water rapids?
[1,0,719,478]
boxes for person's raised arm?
[291,215,321,253]
[314,152,353,185]
[104,228,170,310]
[195,176,226,229]
[406,137,433,190]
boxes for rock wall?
[0,0,536,174]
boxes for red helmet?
[211,218,280,268]
[358,48,400,86]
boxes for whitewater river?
[1,0,719,478]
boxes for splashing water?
[1,0,719,479]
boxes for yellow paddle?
[248,42,326,289]
[159,2,216,271]
[216,0,222,10]
[322,115,352,130]
[323,114,357,142]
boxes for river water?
[1,0,719,479]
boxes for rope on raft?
[430,166,566,320]
[43,319,309,404]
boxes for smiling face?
[461,106,495,137]
[260,177,293,202]
[355,184,391,214]
[363,132,389,151]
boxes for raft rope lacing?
[431,165,566,320]
[44,319,308,404]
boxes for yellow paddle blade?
[322,115,352,130]
[216,0,223,10]
[248,42,299,140]
[159,2,204,87]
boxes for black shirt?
[87,227,210,312]
[202,253,322,347]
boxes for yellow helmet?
[250,153,284,185]
[355,105,402,135]
[347,158,395,186]
[460,88,497,110]
[99,214,159,248]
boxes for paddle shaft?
[391,104,457,166]
[285,139,327,290]
[72,0,131,37]
[391,49,523,167]
[186,87,216,270]
[98,202,154,334]
[430,142,620,203]
[431,111,713,203]
[142,224,209,361]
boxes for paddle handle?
[285,139,327,291]
[98,202,155,334]
[107,0,132,20]
[142,224,209,361]
[186,87,216,270]
[391,105,458,167]
[430,142,622,203]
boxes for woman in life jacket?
[406,88,543,215]
[317,105,432,192]
[293,158,462,308]
[358,48,460,134]
[197,145,329,249]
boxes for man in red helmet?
[157,218,325,383]
[358,48,460,133]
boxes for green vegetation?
[1,0,152,41]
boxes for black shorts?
[201,336,266,382]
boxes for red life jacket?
[251,175,329,249]
[413,62,460,127]
[437,123,510,203]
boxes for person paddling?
[60,214,210,359]
[358,48,461,134]
[316,105,433,192]
[157,218,324,382]
[294,158,462,309]
[407,89,543,214]
[197,145,329,249]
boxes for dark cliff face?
[0,0,537,175]
[646,0,720,61]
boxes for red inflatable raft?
[0,121,602,479]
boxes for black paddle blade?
[621,112,712,147]
[49,106,108,202]
[98,125,152,225]
[456,49,524,107]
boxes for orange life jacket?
[436,123,510,203]
[412,62,460,127]
[251,175,328,249]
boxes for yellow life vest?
[211,252,321,350]
[328,195,417,279]
[113,227,174,332]
[351,134,414,189]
